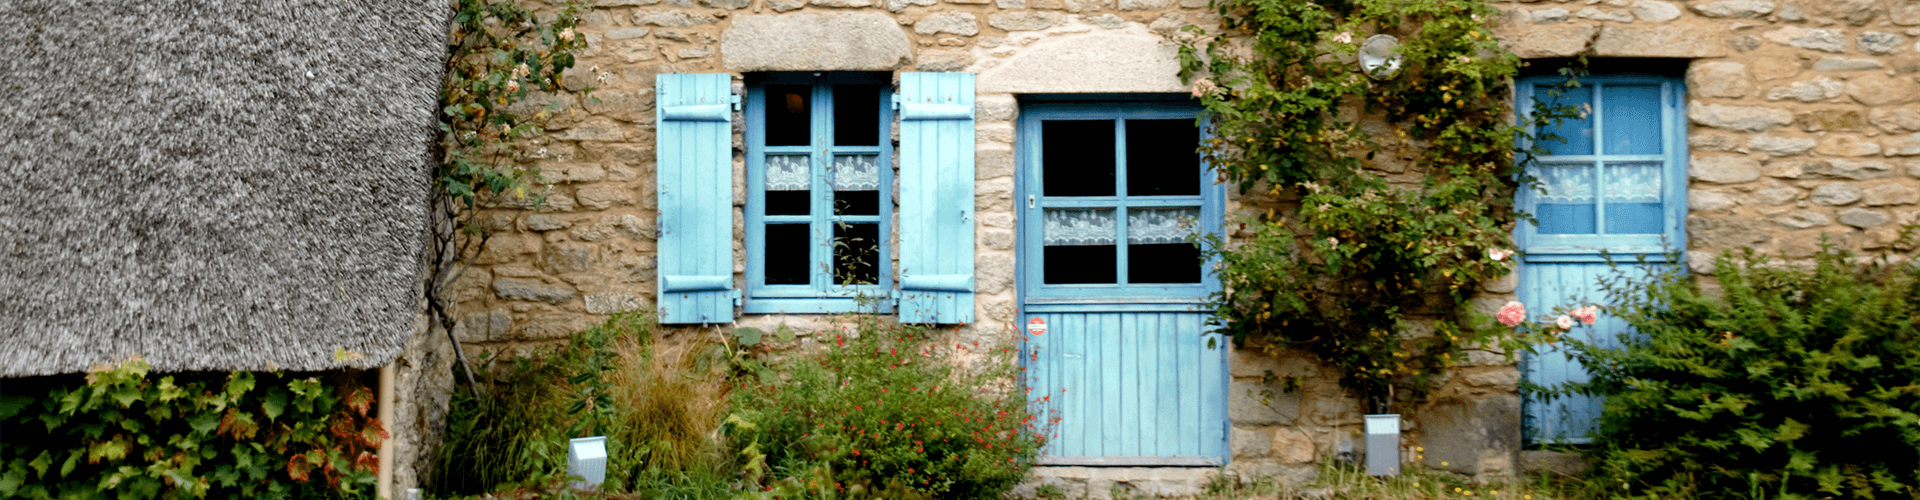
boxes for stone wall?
[1493,0,1920,267]
[406,0,1920,493]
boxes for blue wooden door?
[1017,102,1228,465]
[1515,75,1687,443]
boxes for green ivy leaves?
[1177,0,1534,412]
[0,361,386,499]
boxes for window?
[1019,101,1221,303]
[1515,76,1686,256]
[745,73,894,313]
[656,72,974,324]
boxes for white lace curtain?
[766,154,882,191]
[1537,162,1662,204]
[1044,207,1198,246]
[766,155,809,191]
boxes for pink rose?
[1555,315,1575,330]
[1496,301,1526,327]
[1573,305,1599,325]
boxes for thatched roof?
[0,1,447,376]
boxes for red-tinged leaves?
[344,387,374,418]
[287,453,312,482]
[85,435,130,464]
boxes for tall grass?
[602,327,736,494]
[430,311,741,497]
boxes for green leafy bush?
[730,319,1042,500]
[429,312,631,496]
[0,359,385,499]
[1541,245,1920,499]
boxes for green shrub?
[1542,245,1920,499]
[429,312,632,496]
[730,318,1042,500]
[0,359,385,499]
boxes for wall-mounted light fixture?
[1360,35,1403,80]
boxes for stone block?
[977,145,1015,179]
[1271,427,1316,463]
[1229,378,1301,425]
[1691,155,1762,183]
[914,12,979,36]
[1530,7,1570,23]
[1687,61,1749,98]
[1762,26,1846,52]
[1689,215,1772,249]
[1818,159,1894,180]
[1747,135,1814,156]
[1575,7,1634,21]
[1847,75,1920,106]
[584,292,644,313]
[721,14,912,71]
[493,277,578,304]
[1756,184,1803,205]
[1499,23,1597,58]
[987,11,1067,31]
[558,118,626,141]
[978,31,1187,93]
[915,49,975,72]
[1594,24,1727,58]
[1896,0,1920,25]
[1632,0,1681,21]
[576,185,633,210]
[1774,210,1831,229]
[1797,109,1865,132]
[1766,77,1844,103]
[1813,0,1882,25]
[1889,134,1920,156]
[1691,189,1737,211]
[1231,426,1272,457]
[1812,57,1884,72]
[977,252,1014,294]
[1813,183,1863,206]
[1863,184,1919,206]
[473,234,542,265]
[1815,135,1880,157]
[632,10,718,27]
[526,214,573,232]
[1869,109,1920,133]
[1839,207,1891,228]
[1691,0,1773,18]
[1415,393,1521,476]
[1690,102,1792,131]
[457,309,513,343]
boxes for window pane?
[1042,120,1116,197]
[765,224,810,285]
[833,84,881,147]
[1125,119,1200,196]
[765,155,810,215]
[1601,84,1662,155]
[833,154,881,215]
[1129,244,1201,283]
[1604,161,1663,234]
[1043,208,1116,284]
[1531,85,1593,156]
[764,85,811,146]
[1535,163,1596,234]
[1128,208,1200,284]
[833,223,880,285]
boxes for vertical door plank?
[655,73,733,324]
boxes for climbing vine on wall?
[1177,0,1555,412]
[426,0,596,384]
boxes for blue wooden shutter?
[897,72,975,324]
[655,74,735,324]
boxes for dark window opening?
[1126,119,1201,197]
[765,224,810,285]
[1044,245,1117,284]
[834,223,880,285]
[1042,120,1116,197]
[1128,243,1202,283]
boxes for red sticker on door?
[1027,317,1047,336]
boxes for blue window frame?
[744,72,895,313]
[1514,75,1688,260]
[1017,100,1224,306]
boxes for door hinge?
[731,94,743,111]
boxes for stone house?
[433,0,1920,493]
[8,0,1920,497]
